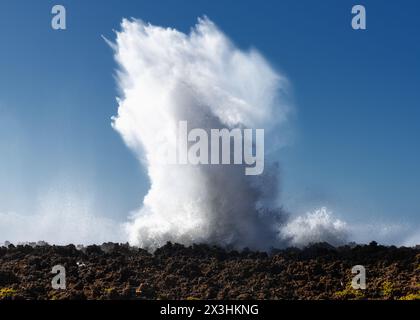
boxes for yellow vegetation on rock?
[0,287,17,299]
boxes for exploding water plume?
[111,17,292,251]
[108,17,420,250]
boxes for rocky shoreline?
[0,242,419,300]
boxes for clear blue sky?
[0,0,419,229]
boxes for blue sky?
[0,0,419,233]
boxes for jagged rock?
[0,242,418,300]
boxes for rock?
[0,242,418,300]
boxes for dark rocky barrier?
[0,242,419,300]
